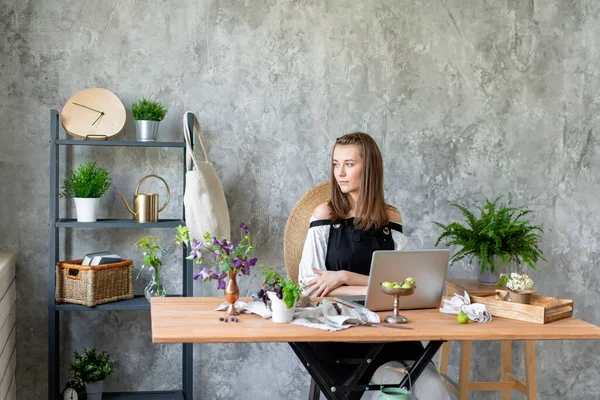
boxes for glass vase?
[145,270,166,302]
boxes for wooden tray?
[469,290,574,324]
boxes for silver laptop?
[334,249,450,312]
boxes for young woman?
[297,133,450,400]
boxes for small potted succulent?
[134,235,168,301]
[69,347,116,400]
[131,97,168,141]
[59,161,112,222]
[257,266,301,323]
[434,195,545,285]
[497,272,535,304]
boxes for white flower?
[505,273,534,291]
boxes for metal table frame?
[290,341,445,400]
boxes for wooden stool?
[438,279,537,400]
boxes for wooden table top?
[150,297,600,344]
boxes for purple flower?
[212,272,228,290]
[243,258,257,275]
[212,237,220,246]
[190,239,204,259]
[240,222,249,235]
[233,257,244,269]
[193,267,212,281]
[247,258,257,267]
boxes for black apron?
[307,218,425,396]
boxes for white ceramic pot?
[85,380,104,400]
[267,291,296,323]
[73,198,100,222]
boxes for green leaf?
[59,161,112,198]
[132,97,168,121]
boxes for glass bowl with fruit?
[380,278,416,324]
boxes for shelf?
[103,390,185,399]
[55,295,185,311]
[56,139,185,147]
[55,219,185,228]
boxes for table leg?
[524,340,537,400]
[309,378,321,400]
[501,340,512,400]
[398,341,445,390]
[458,340,472,400]
[439,341,450,376]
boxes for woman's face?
[332,144,363,195]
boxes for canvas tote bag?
[183,111,231,240]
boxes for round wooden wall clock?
[61,88,126,139]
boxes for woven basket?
[55,259,134,307]
[283,181,330,283]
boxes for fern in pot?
[59,161,112,222]
[132,97,168,142]
[434,195,545,285]
[70,347,116,400]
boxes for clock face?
[63,387,79,400]
[61,88,126,139]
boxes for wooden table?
[151,297,600,399]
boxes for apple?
[393,284,403,288]
[457,312,469,324]
[381,281,394,288]
[400,282,412,289]
[405,277,416,284]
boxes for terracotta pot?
[224,271,239,316]
[509,290,533,304]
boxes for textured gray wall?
[1,0,599,399]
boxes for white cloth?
[359,361,452,400]
[215,299,380,331]
[297,216,409,287]
[439,291,492,323]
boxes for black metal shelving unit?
[48,110,195,400]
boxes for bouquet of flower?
[174,222,258,290]
[497,272,534,292]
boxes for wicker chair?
[283,181,330,400]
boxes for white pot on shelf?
[267,291,296,323]
[73,198,100,222]
[85,380,104,400]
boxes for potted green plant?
[132,97,168,141]
[69,347,116,400]
[434,195,545,285]
[59,161,112,222]
[134,235,167,301]
[257,266,301,323]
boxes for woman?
[298,133,450,400]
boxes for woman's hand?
[304,269,347,297]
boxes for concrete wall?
[1,0,599,398]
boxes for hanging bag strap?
[183,111,211,172]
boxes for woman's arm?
[326,285,367,296]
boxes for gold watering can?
[120,174,170,223]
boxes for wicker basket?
[55,259,134,307]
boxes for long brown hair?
[328,132,394,230]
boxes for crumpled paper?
[439,291,492,323]
[215,299,380,331]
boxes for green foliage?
[434,195,546,273]
[134,235,167,295]
[59,161,112,198]
[132,97,168,121]
[260,266,301,309]
[69,347,116,383]
[134,235,165,273]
